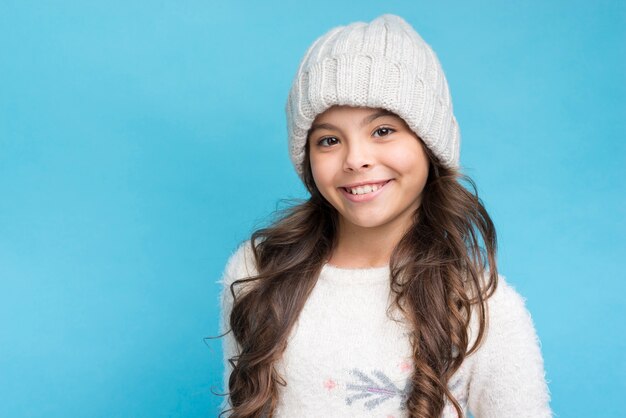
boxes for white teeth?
[347,183,384,195]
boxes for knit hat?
[285,14,460,181]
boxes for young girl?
[217,14,552,418]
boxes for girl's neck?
[329,219,409,268]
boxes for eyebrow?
[309,109,397,135]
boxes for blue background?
[1,1,624,417]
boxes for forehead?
[313,105,399,123]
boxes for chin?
[344,216,390,229]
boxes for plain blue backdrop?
[1,1,624,417]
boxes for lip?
[339,180,392,203]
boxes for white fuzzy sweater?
[217,241,552,417]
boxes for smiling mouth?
[341,180,391,195]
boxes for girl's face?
[308,105,429,234]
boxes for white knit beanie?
[286,14,460,180]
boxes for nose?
[343,140,373,173]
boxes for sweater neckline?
[320,263,390,285]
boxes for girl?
[217,14,552,418]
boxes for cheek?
[384,143,428,174]
[309,155,335,189]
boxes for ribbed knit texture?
[286,14,461,181]
[217,241,553,417]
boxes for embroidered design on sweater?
[344,368,411,410]
[342,369,468,414]
[444,377,468,413]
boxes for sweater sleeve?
[216,240,257,415]
[467,276,552,418]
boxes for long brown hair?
[219,124,498,417]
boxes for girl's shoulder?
[216,240,259,323]
[217,239,258,289]
[468,271,545,362]
[481,272,535,323]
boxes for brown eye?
[317,137,339,147]
[373,127,395,137]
